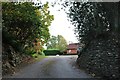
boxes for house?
[66,43,79,55]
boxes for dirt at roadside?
[2,43,37,76]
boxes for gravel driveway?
[3,55,92,78]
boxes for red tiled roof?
[67,43,79,49]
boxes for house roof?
[67,43,79,50]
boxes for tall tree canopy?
[46,35,67,51]
[63,2,120,46]
[2,2,54,53]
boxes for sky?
[38,0,78,44]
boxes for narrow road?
[3,55,91,78]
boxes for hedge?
[43,50,63,55]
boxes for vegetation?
[67,2,120,45]
[43,50,62,56]
[2,0,120,78]
[2,2,54,75]
[46,35,67,52]
[2,2,54,55]
[64,2,120,79]
[51,1,120,79]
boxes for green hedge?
[43,50,63,55]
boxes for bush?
[3,30,23,52]
[24,48,35,56]
[43,50,62,56]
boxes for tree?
[46,36,58,49]
[62,1,120,78]
[46,35,67,51]
[56,35,67,51]
[60,2,120,46]
[2,2,54,54]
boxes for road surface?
[3,55,92,78]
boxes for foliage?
[2,2,54,54]
[46,35,67,51]
[63,1,120,78]
[2,30,23,52]
[43,50,62,55]
[66,2,108,45]
[46,36,58,50]
[2,2,54,75]
[55,2,119,46]
[56,35,67,51]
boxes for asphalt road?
[3,55,92,78]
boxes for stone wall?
[77,33,120,79]
[2,43,33,75]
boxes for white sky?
[38,0,78,44]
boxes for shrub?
[43,50,62,56]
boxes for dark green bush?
[2,30,23,52]
[24,48,36,56]
[43,50,63,56]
